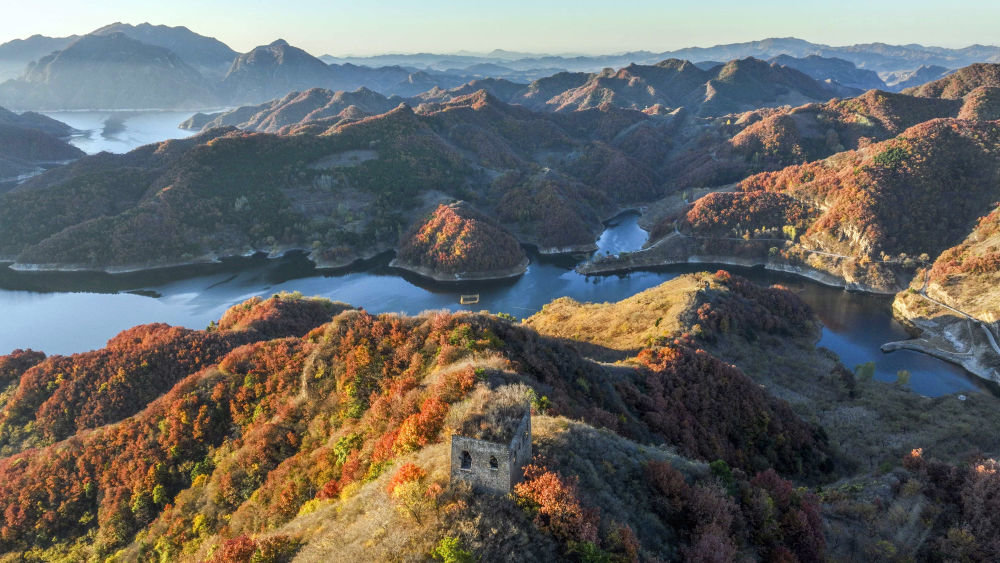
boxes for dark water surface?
[0,213,983,397]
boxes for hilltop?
[0,279,832,561]
[217,39,472,105]
[222,39,343,105]
[90,22,238,80]
[391,202,529,280]
[768,54,887,91]
[0,34,79,80]
[904,62,1000,98]
[182,87,401,133]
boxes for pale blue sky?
[2,0,998,56]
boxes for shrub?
[431,536,475,563]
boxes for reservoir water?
[40,110,201,154]
[0,113,985,397]
[0,212,984,397]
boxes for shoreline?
[887,294,1000,385]
[2,243,537,281]
[536,243,599,255]
[3,245,381,276]
[578,253,899,295]
[578,250,1000,386]
[387,257,530,282]
[4,222,993,387]
[2,231,600,277]
[881,338,1000,385]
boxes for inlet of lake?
[0,111,986,398]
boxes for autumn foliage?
[740,119,1000,260]
[626,344,830,476]
[684,190,815,238]
[901,450,1000,560]
[0,275,835,560]
[0,349,45,387]
[515,463,599,545]
[396,202,527,275]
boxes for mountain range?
[324,37,1000,77]
[0,25,997,110]
[4,61,1000,294]
[7,61,1000,274]
[187,56,847,128]
[3,21,1000,563]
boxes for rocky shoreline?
[889,292,1000,385]
[3,244,386,275]
[388,257,530,282]
[3,243,535,283]
[577,249,900,295]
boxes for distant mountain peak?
[654,58,697,70]
[270,39,290,48]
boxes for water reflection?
[0,212,985,397]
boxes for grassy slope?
[524,273,704,355]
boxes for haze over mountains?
[325,36,1000,79]
[0,24,996,110]
[0,106,82,188]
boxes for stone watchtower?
[450,408,531,494]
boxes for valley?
[1,12,1000,562]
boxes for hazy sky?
[2,0,998,56]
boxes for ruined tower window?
[460,450,472,470]
[489,456,499,470]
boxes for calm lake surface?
[0,213,984,397]
[40,110,202,154]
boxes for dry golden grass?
[524,273,709,353]
[270,414,706,563]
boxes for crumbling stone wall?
[450,411,531,493]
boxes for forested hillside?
[8,62,1000,274]
[1,273,997,561]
